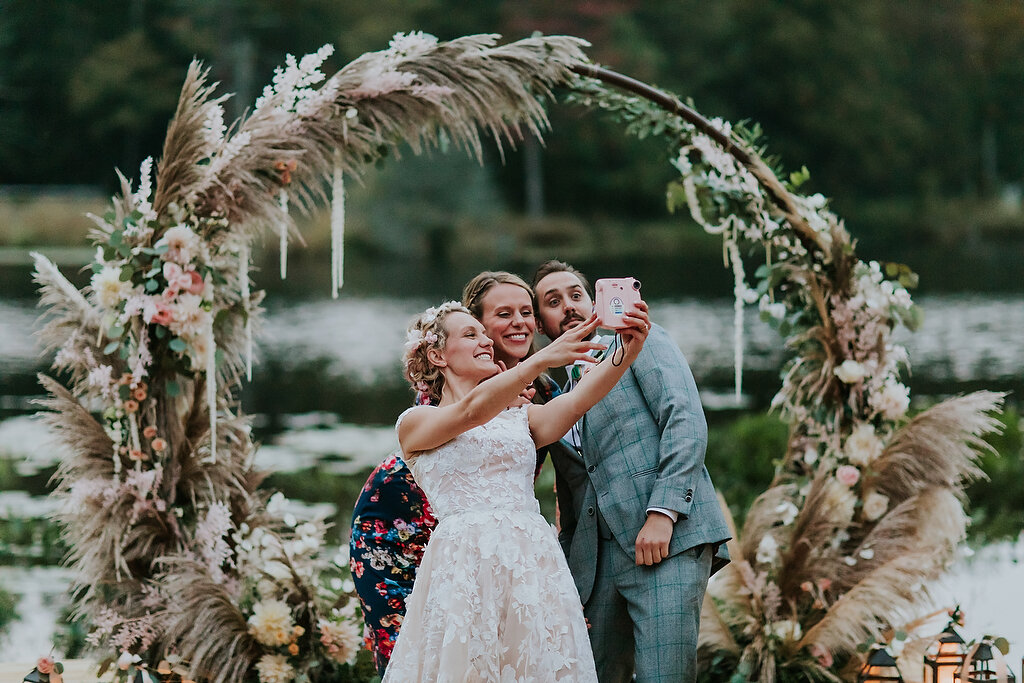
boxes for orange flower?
[817,578,832,591]
[292,625,305,638]
[129,449,147,461]
[119,373,134,386]
[123,399,139,413]
[800,581,813,592]
[151,438,168,452]
[143,425,158,439]
[288,643,299,656]
[133,387,147,401]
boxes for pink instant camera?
[594,277,643,329]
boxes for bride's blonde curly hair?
[402,301,471,404]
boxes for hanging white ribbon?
[279,189,289,279]
[239,243,252,381]
[727,236,745,403]
[205,321,217,464]
[331,151,345,298]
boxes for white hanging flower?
[803,447,819,465]
[844,423,884,467]
[756,534,779,565]
[834,359,868,384]
[862,491,890,521]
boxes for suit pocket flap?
[629,465,658,478]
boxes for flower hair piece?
[402,301,470,404]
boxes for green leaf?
[166,380,180,397]
[109,230,123,246]
[168,338,187,353]
[90,262,103,274]
[994,637,1010,655]
[103,340,120,355]
[154,242,169,254]
[145,279,159,292]
[145,266,161,278]
[118,384,130,400]
[154,325,167,339]
[119,344,130,360]
[107,324,124,338]
[118,266,134,282]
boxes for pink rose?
[143,298,173,326]
[37,657,54,674]
[187,270,206,295]
[162,262,193,295]
[836,465,860,487]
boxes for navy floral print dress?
[349,452,436,675]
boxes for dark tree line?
[2,0,1023,222]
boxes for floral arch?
[33,32,1001,683]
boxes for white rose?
[870,381,910,420]
[775,501,799,526]
[766,619,803,642]
[844,423,884,467]
[756,534,779,565]
[862,491,889,521]
[834,360,868,384]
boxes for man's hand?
[635,511,673,566]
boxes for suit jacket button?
[586,506,595,516]
[684,494,693,502]
[587,464,596,473]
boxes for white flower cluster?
[255,44,335,115]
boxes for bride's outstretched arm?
[527,303,650,448]
[399,317,604,455]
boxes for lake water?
[0,262,1022,664]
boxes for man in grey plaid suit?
[532,260,731,683]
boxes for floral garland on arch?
[33,32,589,683]
[568,77,1004,681]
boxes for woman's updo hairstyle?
[402,301,471,405]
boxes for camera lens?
[632,280,642,290]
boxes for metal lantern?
[956,640,1017,683]
[924,625,969,683]
[859,645,905,683]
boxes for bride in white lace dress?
[382,300,649,682]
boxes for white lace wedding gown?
[382,405,597,682]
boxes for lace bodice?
[401,406,539,521]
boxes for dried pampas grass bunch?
[34,32,589,682]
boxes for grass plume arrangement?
[33,32,588,682]
[566,78,1006,681]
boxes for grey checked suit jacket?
[550,323,731,604]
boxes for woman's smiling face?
[477,283,536,367]
[436,311,498,381]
